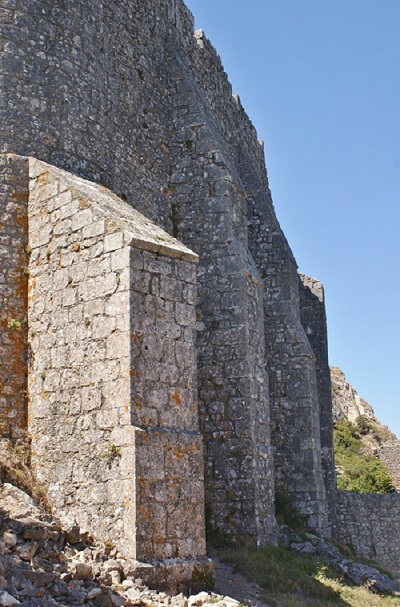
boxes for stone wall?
[168,48,276,544]
[335,491,400,575]
[299,275,336,518]
[379,441,400,491]
[2,155,207,586]
[0,0,336,547]
[0,155,29,441]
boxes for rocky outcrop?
[331,367,377,424]
[330,366,397,447]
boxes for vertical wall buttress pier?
[299,275,336,516]
[1,155,209,590]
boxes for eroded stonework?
[1,0,399,584]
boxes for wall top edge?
[24,156,198,263]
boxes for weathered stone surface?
[335,491,400,576]
[0,155,29,442]
[23,158,205,574]
[379,441,400,490]
[0,0,399,586]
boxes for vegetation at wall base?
[216,544,400,607]
[334,418,395,494]
[275,489,307,532]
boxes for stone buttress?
[0,154,209,591]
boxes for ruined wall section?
[299,275,336,511]
[177,31,330,533]
[1,0,333,538]
[0,155,29,441]
[335,491,400,575]
[379,441,400,490]
[27,157,206,568]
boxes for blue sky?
[185,0,400,437]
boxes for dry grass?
[218,545,400,607]
[0,439,51,512]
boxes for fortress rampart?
[1,0,400,586]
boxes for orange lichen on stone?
[170,391,182,405]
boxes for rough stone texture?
[335,491,400,576]
[0,155,29,441]
[299,275,336,520]
[379,441,400,490]
[2,0,399,581]
[1,155,207,586]
[0,0,336,539]
[168,44,276,543]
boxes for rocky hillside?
[330,366,397,453]
[331,366,400,492]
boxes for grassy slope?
[334,418,395,493]
[217,545,400,607]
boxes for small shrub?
[8,318,22,330]
[101,443,121,461]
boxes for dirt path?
[213,558,273,607]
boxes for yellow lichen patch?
[137,506,150,520]
[36,172,50,186]
[170,391,182,406]
[155,537,166,544]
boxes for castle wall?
[244,172,329,532]
[299,275,336,516]
[0,0,192,226]
[167,47,276,544]
[0,0,335,543]
[335,491,400,575]
[166,19,331,535]
[379,441,400,490]
[0,155,29,442]
[25,157,206,570]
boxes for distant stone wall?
[379,441,400,490]
[2,155,207,582]
[0,155,29,441]
[335,491,400,575]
